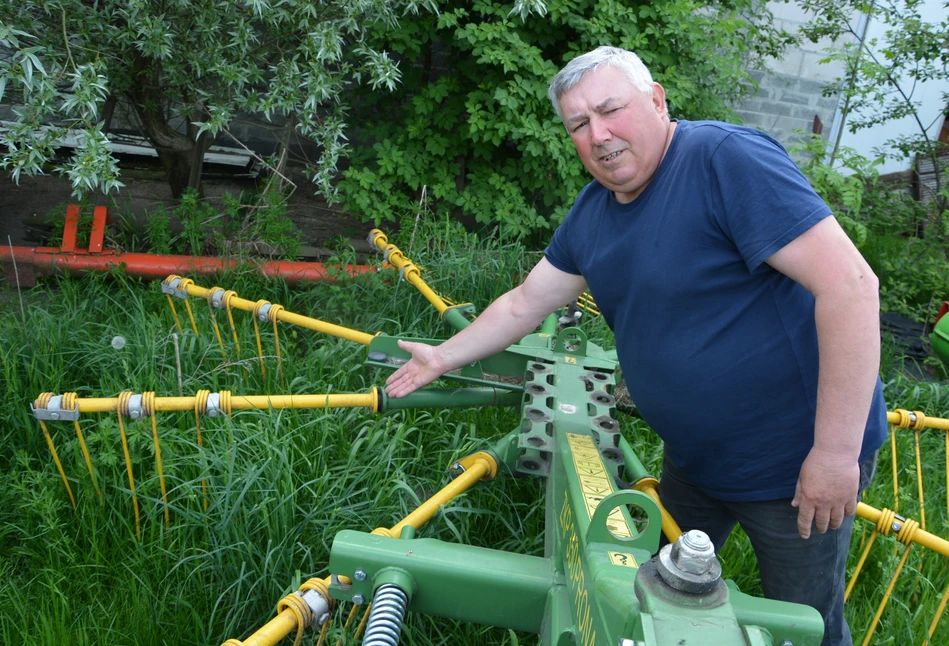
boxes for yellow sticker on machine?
[608,551,639,568]
[565,433,632,538]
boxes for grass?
[1,221,948,645]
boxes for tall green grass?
[0,223,947,645]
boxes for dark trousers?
[658,451,877,646]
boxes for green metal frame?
[328,315,824,645]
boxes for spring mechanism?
[362,584,408,646]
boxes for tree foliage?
[338,0,795,237]
[0,0,434,198]
[800,0,948,210]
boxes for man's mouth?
[600,150,622,162]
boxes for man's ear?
[651,83,667,116]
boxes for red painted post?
[61,205,80,252]
[89,206,108,253]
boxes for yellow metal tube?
[368,229,449,315]
[227,611,302,646]
[275,309,375,345]
[178,280,375,345]
[390,455,494,537]
[856,502,949,557]
[58,392,379,414]
[886,410,949,431]
[632,477,683,543]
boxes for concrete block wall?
[734,70,842,149]
[734,1,858,149]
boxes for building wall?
[737,0,948,177]
[734,1,856,147]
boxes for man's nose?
[589,117,612,144]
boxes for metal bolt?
[672,530,716,575]
[449,462,465,479]
[130,411,141,419]
[50,412,60,420]
[352,594,365,605]
[781,641,794,646]
[354,569,367,582]
[317,612,330,626]
[892,521,902,532]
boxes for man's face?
[559,66,671,204]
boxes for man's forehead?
[564,95,625,123]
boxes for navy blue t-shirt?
[545,120,887,501]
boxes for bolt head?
[354,569,367,582]
[449,462,465,478]
[671,530,716,575]
[352,594,365,605]
[317,612,330,626]
[892,521,902,532]
[50,412,60,420]
[130,411,140,419]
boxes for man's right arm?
[384,258,588,398]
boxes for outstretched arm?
[765,215,880,539]
[385,258,588,398]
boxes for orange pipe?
[0,246,376,284]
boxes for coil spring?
[363,584,408,646]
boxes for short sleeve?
[544,211,583,276]
[709,132,831,272]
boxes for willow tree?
[0,0,433,198]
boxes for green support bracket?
[328,530,555,633]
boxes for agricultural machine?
[17,215,949,645]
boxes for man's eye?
[572,122,587,133]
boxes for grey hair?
[548,46,655,122]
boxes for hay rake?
[29,229,949,645]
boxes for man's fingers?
[813,507,831,534]
[845,496,857,517]
[797,504,815,540]
[828,505,845,531]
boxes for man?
[385,46,886,646]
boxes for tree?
[338,0,796,237]
[0,0,434,198]
[800,0,949,216]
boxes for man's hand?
[385,340,449,398]
[791,447,860,539]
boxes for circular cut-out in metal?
[527,436,545,447]
[525,408,551,422]
[367,351,388,362]
[590,371,609,381]
[559,331,582,352]
[525,383,548,395]
[522,460,539,470]
[594,416,618,431]
[531,362,549,372]
[602,448,621,461]
[590,392,616,406]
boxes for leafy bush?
[339,0,793,238]
[792,135,949,322]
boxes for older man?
[385,46,886,646]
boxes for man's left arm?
[765,215,880,540]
